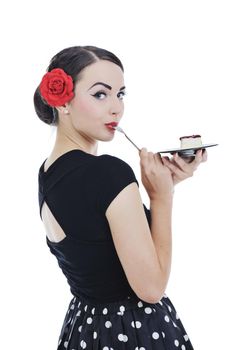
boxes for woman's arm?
[106,149,174,304]
[150,195,173,294]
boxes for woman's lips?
[105,124,115,132]
[105,122,118,132]
[105,122,118,127]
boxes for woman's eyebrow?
[88,82,125,91]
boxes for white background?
[1,0,232,349]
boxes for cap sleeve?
[97,155,139,215]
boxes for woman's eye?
[118,91,126,100]
[91,90,126,100]
[92,91,107,100]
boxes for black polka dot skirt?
[57,293,194,349]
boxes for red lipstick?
[105,122,118,128]
[105,122,118,132]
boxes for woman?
[34,45,206,349]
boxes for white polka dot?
[152,332,160,339]
[174,339,179,346]
[76,310,81,316]
[144,307,152,314]
[78,325,82,332]
[164,315,170,322]
[70,304,75,310]
[64,341,68,348]
[103,347,109,350]
[135,348,146,350]
[168,305,172,312]
[118,334,128,342]
[78,302,81,307]
[84,305,88,311]
[162,331,165,338]
[181,345,186,350]
[173,321,177,328]
[118,334,124,341]
[131,321,142,328]
[184,334,189,342]
[93,331,97,339]
[87,317,93,324]
[58,339,62,345]
[137,301,143,307]
[103,308,108,315]
[159,300,163,305]
[120,305,125,312]
[105,321,112,328]
[117,311,124,315]
[80,340,87,349]
[91,308,95,315]
[117,305,125,315]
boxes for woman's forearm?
[150,195,173,293]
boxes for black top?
[38,150,151,303]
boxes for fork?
[113,126,141,152]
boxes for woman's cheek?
[75,96,99,115]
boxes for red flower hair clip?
[39,68,74,107]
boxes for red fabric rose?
[39,68,74,107]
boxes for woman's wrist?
[149,190,174,203]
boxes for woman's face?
[67,60,125,142]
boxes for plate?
[158,143,218,157]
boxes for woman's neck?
[52,127,98,156]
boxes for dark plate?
[158,143,218,156]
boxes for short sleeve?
[97,155,139,215]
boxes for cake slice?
[179,135,202,149]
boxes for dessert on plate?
[179,135,202,149]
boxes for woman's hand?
[161,149,208,186]
[139,148,174,200]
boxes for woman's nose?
[109,98,123,116]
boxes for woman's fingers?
[168,153,192,172]
[139,148,174,198]
[191,149,203,169]
[162,157,188,178]
[162,148,208,185]
[139,148,149,171]
[153,152,164,165]
[202,149,208,162]
[140,148,163,166]
[172,149,207,171]
[190,149,208,168]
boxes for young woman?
[34,45,206,349]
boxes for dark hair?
[33,46,124,125]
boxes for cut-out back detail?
[41,201,67,243]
